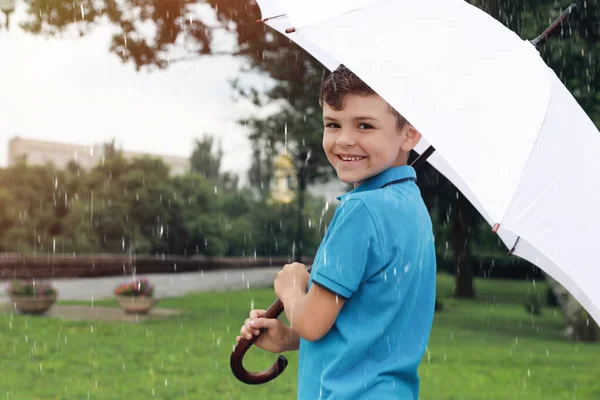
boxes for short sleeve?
[311,199,382,299]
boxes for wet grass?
[0,273,599,399]
[423,274,600,399]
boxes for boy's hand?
[236,309,298,353]
[274,262,310,303]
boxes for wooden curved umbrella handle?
[230,298,289,384]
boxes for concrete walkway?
[0,267,280,302]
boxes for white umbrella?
[256,0,600,324]
[255,0,339,70]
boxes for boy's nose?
[336,130,357,146]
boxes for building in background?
[7,136,189,175]
[270,153,296,204]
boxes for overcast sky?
[0,3,274,179]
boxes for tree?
[0,188,17,249]
[20,0,242,71]
[189,136,222,181]
[414,160,480,298]
[169,173,225,255]
[82,150,190,255]
[190,135,239,190]
[247,139,275,202]
[0,161,68,253]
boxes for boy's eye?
[358,123,374,130]
[325,123,340,128]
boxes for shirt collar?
[337,165,417,201]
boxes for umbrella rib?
[281,2,385,34]
[508,236,520,256]
[256,13,287,24]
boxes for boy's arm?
[275,200,375,342]
[282,325,301,352]
[279,280,345,342]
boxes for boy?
[236,65,436,399]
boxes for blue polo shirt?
[297,165,436,400]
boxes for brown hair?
[319,64,408,130]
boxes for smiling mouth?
[337,155,367,162]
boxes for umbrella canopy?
[257,0,600,323]
[255,0,339,70]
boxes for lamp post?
[0,0,15,30]
[294,149,310,263]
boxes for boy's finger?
[246,320,261,336]
[244,325,258,335]
[244,319,254,332]
[240,324,253,339]
[249,309,266,319]
[250,317,277,331]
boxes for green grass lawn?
[1,273,599,399]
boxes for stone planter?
[10,294,57,315]
[115,295,157,315]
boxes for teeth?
[341,156,364,161]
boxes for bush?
[546,287,559,307]
[524,291,542,316]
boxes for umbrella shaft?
[411,146,436,169]
[530,3,577,49]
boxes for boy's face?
[322,93,420,185]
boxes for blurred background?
[0,0,599,399]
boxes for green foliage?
[524,291,543,316]
[0,188,17,244]
[7,280,57,297]
[0,140,331,259]
[189,135,222,182]
[0,163,69,252]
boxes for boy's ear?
[401,124,422,152]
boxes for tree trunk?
[453,195,475,298]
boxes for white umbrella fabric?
[256,0,600,324]
[255,0,339,70]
